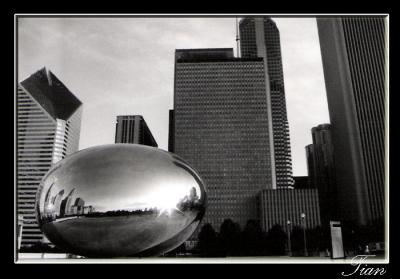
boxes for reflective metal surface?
[36,144,206,258]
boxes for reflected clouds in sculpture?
[35,144,206,258]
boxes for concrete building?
[115,115,158,147]
[17,68,82,247]
[259,189,321,233]
[306,124,338,226]
[172,48,273,230]
[317,17,386,226]
[239,17,294,189]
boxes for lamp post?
[301,213,308,257]
[287,220,292,256]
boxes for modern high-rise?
[317,17,387,226]
[17,68,82,247]
[306,124,337,226]
[114,115,158,147]
[239,17,293,189]
[172,48,273,230]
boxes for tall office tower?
[173,48,273,230]
[239,17,293,189]
[317,17,386,227]
[306,124,337,226]
[114,115,158,147]
[17,68,82,247]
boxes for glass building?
[239,17,294,189]
[17,68,82,248]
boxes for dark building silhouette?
[71,197,85,215]
[168,110,175,152]
[293,176,310,189]
[172,48,273,230]
[306,124,338,226]
[74,197,85,206]
[115,115,158,147]
[259,189,321,233]
[189,187,198,201]
[317,17,386,226]
[239,17,293,189]
[17,68,82,247]
[44,188,65,219]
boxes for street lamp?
[287,220,292,256]
[301,213,308,257]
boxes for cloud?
[18,17,330,176]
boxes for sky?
[17,17,330,176]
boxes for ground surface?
[17,253,387,263]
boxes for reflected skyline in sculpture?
[36,144,206,258]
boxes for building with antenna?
[235,17,240,57]
[170,18,299,233]
[239,17,294,189]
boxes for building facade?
[172,48,273,230]
[259,189,321,233]
[115,115,158,147]
[306,124,337,226]
[317,17,386,226]
[239,17,293,189]
[17,68,82,247]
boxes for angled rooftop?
[20,67,82,120]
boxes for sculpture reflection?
[36,144,206,258]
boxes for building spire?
[235,17,240,58]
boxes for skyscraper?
[17,68,82,247]
[172,48,273,229]
[239,17,294,189]
[114,115,158,147]
[306,124,337,226]
[317,17,386,226]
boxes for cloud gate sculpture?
[35,144,206,258]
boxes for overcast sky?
[18,17,330,176]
